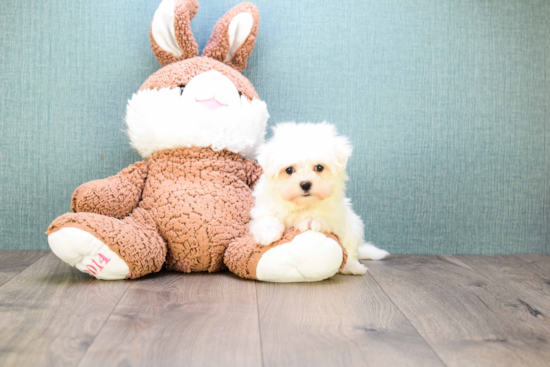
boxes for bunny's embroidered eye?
[314,165,324,172]
[179,86,186,95]
[285,167,295,175]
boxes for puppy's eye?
[179,86,186,95]
[314,165,324,172]
[285,167,295,175]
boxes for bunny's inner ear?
[150,0,199,67]
[202,2,260,72]
[151,0,183,58]
[225,13,254,62]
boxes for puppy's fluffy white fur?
[250,122,389,275]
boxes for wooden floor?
[0,251,549,366]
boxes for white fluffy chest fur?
[250,175,364,257]
[277,193,347,236]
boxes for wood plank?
[79,272,263,367]
[367,255,550,367]
[0,250,48,287]
[514,254,550,279]
[0,253,130,367]
[256,273,444,367]
[457,255,550,315]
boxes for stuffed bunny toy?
[46,0,348,282]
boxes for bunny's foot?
[46,208,166,279]
[225,229,347,283]
[48,227,130,280]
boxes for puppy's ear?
[333,136,353,171]
[202,2,260,72]
[256,141,278,179]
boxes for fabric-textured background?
[1,0,548,253]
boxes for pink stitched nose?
[196,98,225,111]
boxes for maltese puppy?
[249,122,389,275]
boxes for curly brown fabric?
[47,208,166,279]
[174,0,199,59]
[202,2,260,72]
[49,147,262,277]
[139,56,259,100]
[138,147,260,273]
[225,229,347,280]
[71,162,148,219]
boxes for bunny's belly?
[148,179,254,272]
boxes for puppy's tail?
[358,242,390,260]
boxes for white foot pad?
[358,242,390,260]
[256,231,343,283]
[48,227,130,280]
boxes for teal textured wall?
[1,0,548,253]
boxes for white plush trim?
[125,88,269,159]
[256,231,343,282]
[151,0,184,58]
[225,13,254,62]
[48,228,130,280]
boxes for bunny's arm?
[71,161,148,219]
[244,159,263,189]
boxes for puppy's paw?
[251,220,285,246]
[340,259,368,275]
[309,217,329,232]
[295,217,329,233]
[295,218,312,232]
[358,243,390,260]
[255,229,284,246]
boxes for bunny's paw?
[255,230,343,282]
[48,227,130,280]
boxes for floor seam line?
[0,251,49,292]
[366,263,449,367]
[255,282,266,367]
[75,281,131,367]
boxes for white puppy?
[250,122,389,275]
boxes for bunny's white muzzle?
[125,71,269,159]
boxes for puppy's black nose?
[300,181,312,191]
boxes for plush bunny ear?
[202,2,260,72]
[150,0,199,66]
